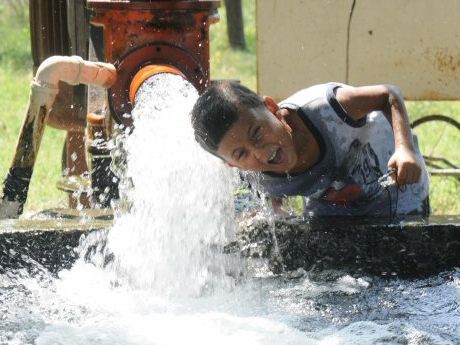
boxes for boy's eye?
[252,126,263,141]
[237,149,246,160]
[232,148,246,161]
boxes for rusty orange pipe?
[129,65,185,106]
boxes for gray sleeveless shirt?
[258,83,430,216]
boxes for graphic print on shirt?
[321,139,384,206]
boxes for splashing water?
[104,73,237,296]
[2,74,460,344]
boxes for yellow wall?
[257,0,460,100]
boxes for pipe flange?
[109,43,206,127]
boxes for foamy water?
[102,74,237,297]
[3,262,460,344]
[1,74,460,344]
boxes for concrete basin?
[1,211,460,278]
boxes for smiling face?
[216,98,300,174]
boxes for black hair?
[191,81,265,152]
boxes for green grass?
[0,3,67,213]
[0,1,459,215]
[406,101,460,215]
[210,0,257,91]
[0,4,30,70]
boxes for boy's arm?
[335,84,421,185]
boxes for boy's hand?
[387,147,422,185]
[271,197,290,217]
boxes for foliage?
[406,101,460,215]
[0,2,32,70]
[0,3,67,212]
[210,0,256,91]
[2,0,29,21]
[0,0,458,214]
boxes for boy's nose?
[251,146,269,163]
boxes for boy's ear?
[263,96,279,115]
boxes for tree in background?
[224,0,246,50]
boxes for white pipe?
[27,55,117,128]
[27,55,116,158]
[35,55,116,89]
[32,55,116,111]
[0,56,117,219]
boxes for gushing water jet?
[0,0,220,217]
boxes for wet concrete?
[1,213,460,277]
[231,215,460,278]
[0,217,111,274]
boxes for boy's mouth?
[268,147,283,164]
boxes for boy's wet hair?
[191,81,265,152]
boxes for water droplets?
[70,152,78,162]
[105,73,236,297]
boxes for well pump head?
[87,0,220,127]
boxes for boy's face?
[216,97,299,174]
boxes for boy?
[191,81,429,217]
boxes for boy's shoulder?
[279,82,346,109]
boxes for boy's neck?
[285,108,321,173]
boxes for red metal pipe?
[87,0,220,127]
